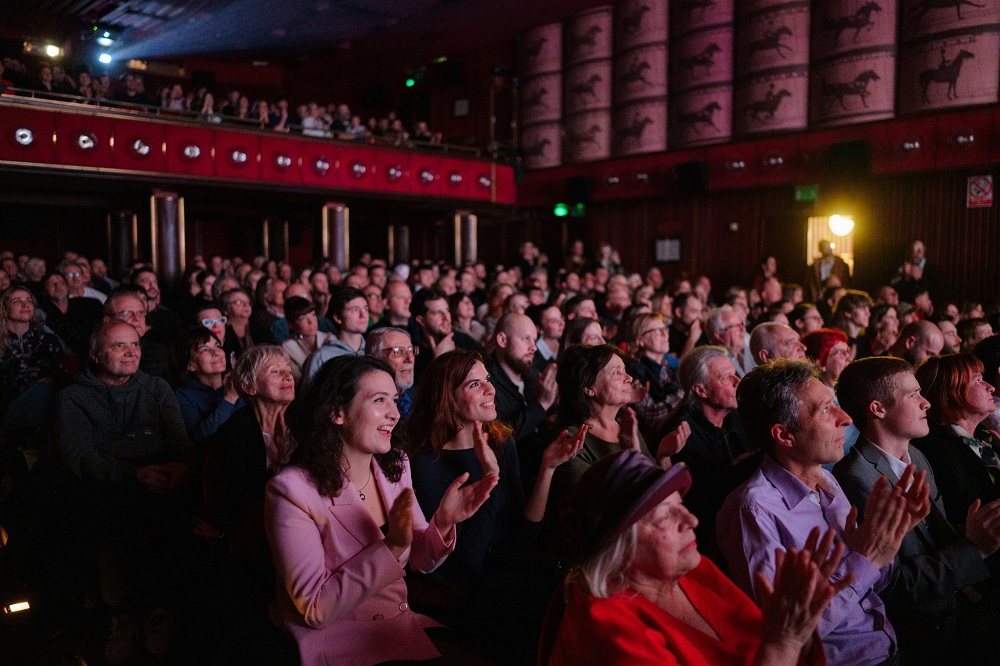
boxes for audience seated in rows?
[3,237,1000,663]
[3,54,448,147]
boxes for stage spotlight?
[99,53,112,64]
[829,215,854,236]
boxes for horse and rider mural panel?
[670,0,734,147]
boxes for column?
[107,210,138,278]
[191,218,204,258]
[453,211,477,265]
[263,218,290,261]
[395,224,410,266]
[149,190,185,286]
[321,202,350,270]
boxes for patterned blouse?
[0,327,65,413]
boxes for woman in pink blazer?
[265,355,498,665]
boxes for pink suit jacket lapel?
[326,464,397,550]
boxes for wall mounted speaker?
[828,140,871,179]
[566,175,594,204]
[191,70,216,92]
[676,160,708,193]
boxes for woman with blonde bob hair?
[548,450,845,665]
[622,313,683,434]
[204,344,295,540]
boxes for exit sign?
[795,185,819,202]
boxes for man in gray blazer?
[834,356,1000,664]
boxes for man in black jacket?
[662,345,755,556]
[488,313,557,443]
[56,320,193,619]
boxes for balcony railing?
[0,90,516,205]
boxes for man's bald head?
[495,312,538,378]
[284,282,311,302]
[750,322,807,364]
[890,320,944,366]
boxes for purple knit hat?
[561,450,692,561]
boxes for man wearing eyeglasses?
[103,289,174,383]
[60,259,106,304]
[366,327,418,418]
[302,286,369,381]
[56,319,193,635]
[706,305,756,378]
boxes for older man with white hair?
[365,326,418,418]
[706,305,756,377]
[659,345,755,556]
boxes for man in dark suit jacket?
[891,240,937,303]
[807,240,851,301]
[834,357,1000,663]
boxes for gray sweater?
[57,368,193,485]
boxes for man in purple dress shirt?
[717,359,930,666]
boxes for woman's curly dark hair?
[288,355,405,498]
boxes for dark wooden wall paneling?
[859,168,1000,306]
[509,166,1000,306]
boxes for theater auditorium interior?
[2,0,1000,664]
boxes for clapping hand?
[619,407,641,452]
[535,363,559,411]
[541,425,588,470]
[434,471,499,536]
[384,488,415,560]
[472,421,500,476]
[223,372,240,404]
[757,527,854,652]
[965,496,1000,558]
[657,421,690,460]
[895,465,931,534]
[629,380,650,404]
[844,468,929,569]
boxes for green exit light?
[553,203,569,217]
[405,78,416,88]
[795,184,819,203]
